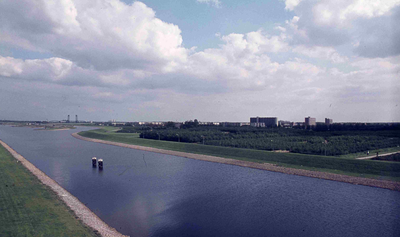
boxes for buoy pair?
[92,157,103,169]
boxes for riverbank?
[72,133,400,192]
[0,140,127,237]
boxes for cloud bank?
[0,0,399,122]
[283,0,400,57]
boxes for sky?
[0,0,399,123]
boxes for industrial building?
[250,117,278,127]
[278,120,294,128]
[325,118,333,125]
[305,117,316,127]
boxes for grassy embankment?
[79,128,400,181]
[0,144,99,237]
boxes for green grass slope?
[0,144,99,237]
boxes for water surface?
[0,125,399,237]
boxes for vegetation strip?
[133,125,400,156]
[73,133,400,192]
[0,140,128,237]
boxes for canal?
[0,125,399,237]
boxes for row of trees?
[137,127,400,156]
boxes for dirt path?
[0,140,128,237]
[356,151,400,160]
[72,133,400,192]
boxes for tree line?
[123,126,400,156]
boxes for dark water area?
[1,125,399,237]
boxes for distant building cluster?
[64,114,80,123]
[5,115,400,132]
[58,114,336,129]
[56,113,338,129]
[247,116,334,129]
[305,116,316,127]
[99,116,334,129]
[279,120,294,128]
[325,118,333,125]
[250,117,278,127]
[221,122,250,127]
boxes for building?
[112,122,126,126]
[221,122,241,127]
[250,117,278,127]
[199,122,214,126]
[305,117,316,127]
[325,118,333,125]
[294,122,305,127]
[279,120,293,128]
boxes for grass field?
[0,144,99,237]
[79,128,400,181]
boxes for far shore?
[9,124,76,131]
[40,128,74,131]
[72,133,400,192]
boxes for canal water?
[0,125,399,237]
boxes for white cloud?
[0,57,24,77]
[274,26,287,32]
[327,56,400,104]
[196,0,221,8]
[183,31,293,90]
[283,0,400,58]
[0,0,188,72]
[177,31,328,94]
[340,0,400,20]
[349,57,400,83]
[285,0,400,20]
[0,55,163,89]
[285,0,303,11]
[0,56,73,82]
[292,46,348,63]
[245,31,289,53]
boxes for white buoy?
[98,159,103,170]
[92,157,97,167]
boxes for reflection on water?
[52,159,71,186]
[0,125,399,237]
